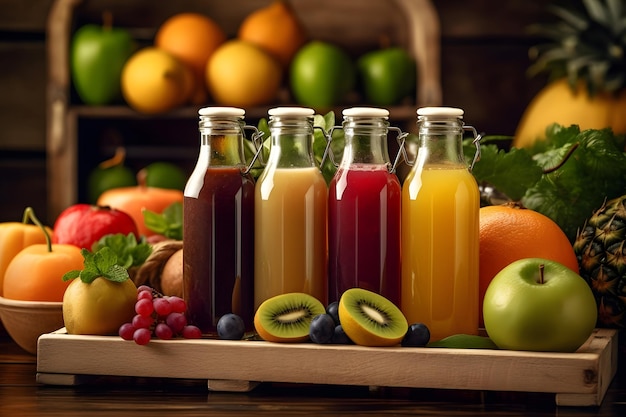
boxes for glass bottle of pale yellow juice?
[401,107,481,342]
[254,107,328,309]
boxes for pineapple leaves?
[529,0,626,95]
[583,0,612,29]
[548,4,588,31]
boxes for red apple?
[97,186,183,238]
[53,204,138,250]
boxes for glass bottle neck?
[268,116,317,168]
[416,117,465,167]
[340,116,391,167]
[199,116,247,167]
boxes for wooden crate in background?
[46,0,441,221]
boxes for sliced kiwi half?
[338,288,408,347]
[254,292,325,342]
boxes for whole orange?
[3,243,84,302]
[238,0,307,68]
[155,13,227,104]
[478,203,579,327]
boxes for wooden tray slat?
[36,328,618,407]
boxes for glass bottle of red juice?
[183,107,257,335]
[328,107,405,305]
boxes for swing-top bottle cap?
[343,107,389,119]
[268,107,315,118]
[198,107,245,118]
[417,107,464,119]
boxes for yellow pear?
[121,47,193,114]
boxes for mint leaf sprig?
[92,232,153,268]
[62,247,130,284]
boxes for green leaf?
[70,246,131,284]
[93,233,153,267]
[257,111,341,185]
[466,141,542,201]
[94,247,117,273]
[62,269,80,282]
[467,124,626,243]
[78,269,101,284]
[427,334,498,349]
[104,264,132,283]
[312,111,341,184]
[142,202,182,241]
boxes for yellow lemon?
[206,40,282,108]
[63,277,137,335]
[121,47,193,114]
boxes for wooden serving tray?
[36,328,618,407]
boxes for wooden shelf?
[69,104,420,121]
[46,0,441,220]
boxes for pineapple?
[513,0,626,148]
[573,195,626,329]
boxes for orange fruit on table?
[155,12,227,104]
[3,243,83,302]
[238,0,307,68]
[478,202,579,327]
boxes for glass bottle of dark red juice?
[183,107,257,335]
[328,107,405,305]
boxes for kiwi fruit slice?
[338,288,408,347]
[254,292,325,342]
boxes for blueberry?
[217,313,245,340]
[326,301,340,325]
[331,324,353,345]
[401,322,430,347]
[309,314,335,344]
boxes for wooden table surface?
[1,332,625,416]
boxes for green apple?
[139,162,187,191]
[289,41,355,108]
[357,47,416,106]
[71,21,135,105]
[483,258,597,352]
[87,164,137,204]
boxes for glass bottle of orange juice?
[254,107,328,309]
[401,107,481,342]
